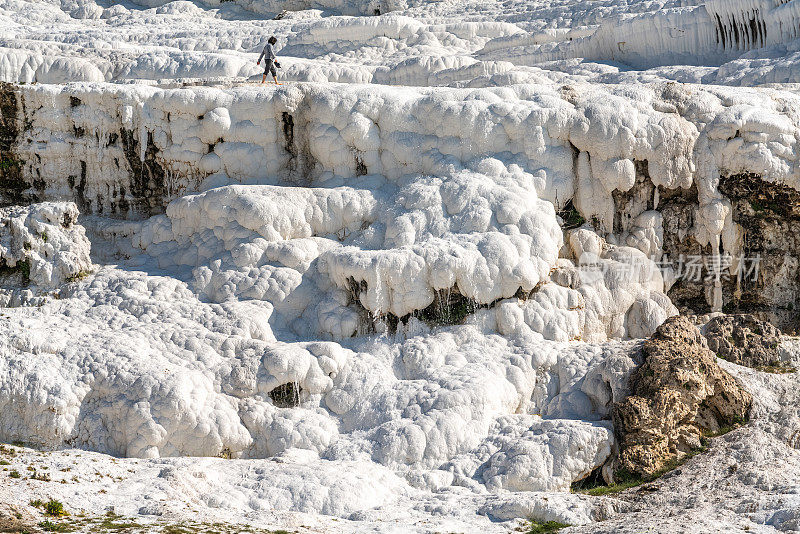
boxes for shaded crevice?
[345,277,540,336]
[77,161,89,214]
[660,182,711,315]
[120,128,167,216]
[0,83,34,207]
[282,111,296,159]
[354,152,368,176]
[411,287,485,329]
[346,276,379,336]
[281,110,316,185]
[612,159,653,235]
[711,8,766,50]
[570,464,606,491]
[345,278,488,335]
[269,382,301,408]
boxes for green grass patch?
[575,448,706,496]
[157,522,292,533]
[91,511,143,531]
[576,418,748,496]
[529,520,571,533]
[755,364,796,374]
[577,480,639,496]
[38,520,73,532]
[99,519,143,530]
[9,469,20,478]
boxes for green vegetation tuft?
[43,500,67,517]
[576,474,643,496]
[529,520,571,534]
[65,270,92,283]
[9,469,20,478]
[558,202,585,230]
[0,259,30,283]
[18,259,30,282]
[0,157,20,171]
[30,469,51,481]
[750,199,782,216]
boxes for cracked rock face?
[704,314,783,368]
[612,316,752,478]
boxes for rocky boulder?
[612,316,752,478]
[704,314,782,368]
[0,202,92,289]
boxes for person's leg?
[262,73,266,84]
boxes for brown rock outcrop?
[704,314,782,368]
[612,316,752,478]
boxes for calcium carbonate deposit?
[1,0,800,532]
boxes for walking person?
[257,36,281,85]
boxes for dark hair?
[268,36,277,45]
